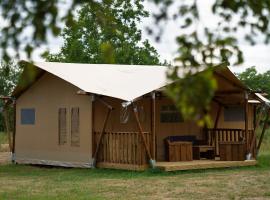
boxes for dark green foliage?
[166,67,217,126]
[0,62,21,132]
[237,67,270,95]
[44,1,160,65]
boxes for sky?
[19,0,270,74]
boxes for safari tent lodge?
[9,61,270,171]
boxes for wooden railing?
[205,128,256,157]
[93,131,152,166]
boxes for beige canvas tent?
[9,61,270,171]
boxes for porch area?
[93,128,257,171]
[155,160,257,172]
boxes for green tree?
[0,62,21,132]
[237,67,270,95]
[44,1,160,65]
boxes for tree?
[44,1,160,65]
[1,0,270,124]
[0,62,21,150]
[237,67,270,95]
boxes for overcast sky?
[20,0,270,74]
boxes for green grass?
[0,129,269,200]
[0,155,270,200]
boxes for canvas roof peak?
[13,61,248,102]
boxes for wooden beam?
[214,104,222,129]
[151,92,156,160]
[152,92,156,160]
[248,105,263,158]
[12,101,16,159]
[212,97,227,108]
[254,106,263,132]
[215,90,243,95]
[91,95,95,158]
[92,100,113,167]
[244,92,249,154]
[132,103,154,165]
[257,108,270,155]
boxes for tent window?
[120,106,130,124]
[138,105,146,122]
[224,106,245,121]
[58,108,67,145]
[160,105,183,123]
[71,107,80,147]
[21,108,35,125]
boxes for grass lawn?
[0,131,269,200]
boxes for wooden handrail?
[205,128,255,157]
[93,131,152,166]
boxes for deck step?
[156,160,257,172]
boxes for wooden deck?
[156,160,257,172]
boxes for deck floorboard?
[156,160,257,172]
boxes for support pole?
[12,100,16,162]
[92,98,113,167]
[213,103,222,154]
[244,92,249,157]
[91,95,95,159]
[257,108,269,156]
[248,105,264,158]
[132,103,155,168]
[151,92,156,160]
[214,104,222,129]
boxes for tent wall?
[15,73,92,167]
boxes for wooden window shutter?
[58,108,67,145]
[71,107,80,147]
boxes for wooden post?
[254,106,263,132]
[151,92,156,160]
[12,101,16,158]
[244,92,249,154]
[132,103,155,167]
[248,105,263,157]
[214,104,222,129]
[91,95,95,158]
[257,108,269,155]
[92,98,113,167]
[212,104,222,155]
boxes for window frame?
[160,105,183,123]
[224,105,245,122]
[21,108,35,125]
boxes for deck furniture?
[165,136,195,161]
[219,141,246,161]
[192,145,215,160]
[166,141,193,161]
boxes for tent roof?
[13,61,249,102]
